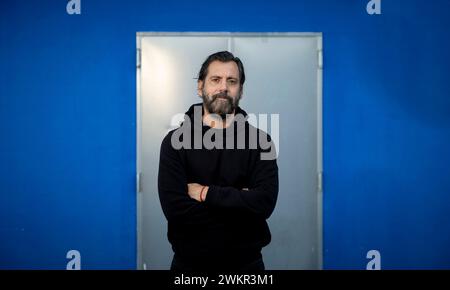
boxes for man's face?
[198,60,242,117]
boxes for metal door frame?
[136,32,323,269]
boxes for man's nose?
[218,79,228,92]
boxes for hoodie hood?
[172,102,267,153]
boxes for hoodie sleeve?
[204,134,279,220]
[158,131,216,225]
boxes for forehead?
[206,60,239,78]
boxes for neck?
[202,105,235,129]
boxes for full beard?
[201,89,241,119]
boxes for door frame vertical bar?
[136,33,143,270]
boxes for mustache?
[211,92,232,102]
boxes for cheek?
[202,85,215,95]
[230,87,241,98]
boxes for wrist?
[200,186,208,202]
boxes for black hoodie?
[158,103,279,268]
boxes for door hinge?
[137,48,141,69]
[137,172,143,193]
[317,49,323,70]
[317,171,323,193]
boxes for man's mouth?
[215,95,229,100]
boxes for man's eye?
[228,79,237,85]
[211,78,219,83]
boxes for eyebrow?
[209,75,238,80]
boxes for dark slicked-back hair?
[197,51,245,86]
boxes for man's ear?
[197,80,203,97]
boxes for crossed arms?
[158,133,279,224]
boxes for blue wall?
[1,0,449,269]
